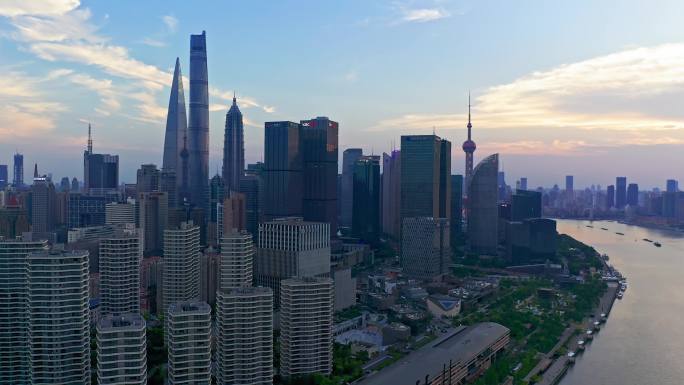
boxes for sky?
[2,0,684,189]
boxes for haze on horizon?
[1,0,684,189]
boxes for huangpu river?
[556,220,684,385]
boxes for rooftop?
[358,322,510,385]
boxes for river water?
[556,219,684,385]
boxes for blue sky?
[2,0,684,189]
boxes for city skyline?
[3,1,684,188]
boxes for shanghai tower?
[188,31,210,208]
[162,57,188,205]
[222,95,244,194]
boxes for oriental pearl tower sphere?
[462,94,476,194]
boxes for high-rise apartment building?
[188,31,210,209]
[216,231,273,385]
[163,221,200,314]
[256,218,330,307]
[381,150,401,239]
[0,237,48,384]
[263,121,304,221]
[400,135,451,223]
[99,226,142,315]
[301,117,339,235]
[341,148,363,228]
[401,217,450,279]
[96,313,147,385]
[280,277,334,378]
[467,154,499,255]
[167,301,212,385]
[28,249,90,384]
[352,155,380,242]
[222,95,244,193]
[616,177,627,209]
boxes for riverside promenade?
[534,281,619,385]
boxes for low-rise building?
[426,295,462,318]
[359,322,510,385]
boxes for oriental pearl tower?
[462,93,476,194]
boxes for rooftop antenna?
[467,91,472,141]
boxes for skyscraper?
[565,175,574,193]
[401,217,450,279]
[462,97,476,192]
[616,177,627,209]
[263,121,303,220]
[240,166,262,238]
[341,148,363,228]
[467,154,499,255]
[163,221,200,314]
[511,189,542,221]
[167,301,212,385]
[280,277,334,379]
[519,177,528,191]
[13,152,24,187]
[67,193,107,229]
[606,185,615,208]
[162,57,188,205]
[216,232,274,384]
[83,124,119,195]
[105,201,135,225]
[99,226,142,315]
[0,237,48,384]
[301,117,339,236]
[28,249,90,384]
[666,179,678,193]
[188,31,210,209]
[137,163,160,193]
[381,150,401,239]
[0,164,7,188]
[96,314,147,385]
[31,173,56,233]
[352,155,381,242]
[256,218,330,307]
[450,174,463,246]
[138,192,168,254]
[627,183,639,206]
[400,135,451,221]
[222,95,244,194]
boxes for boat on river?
[654,242,662,247]
[616,232,624,235]
[643,238,653,243]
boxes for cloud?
[69,73,121,113]
[140,37,167,47]
[0,0,80,17]
[0,70,66,138]
[162,15,178,32]
[400,8,450,23]
[373,43,684,155]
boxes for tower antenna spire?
[87,122,93,153]
[467,91,472,140]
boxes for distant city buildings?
[13,152,24,188]
[450,174,464,247]
[83,124,119,196]
[341,148,363,228]
[616,177,627,209]
[187,31,210,211]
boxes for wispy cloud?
[373,43,684,154]
[400,8,450,23]
[0,0,80,17]
[162,15,178,32]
